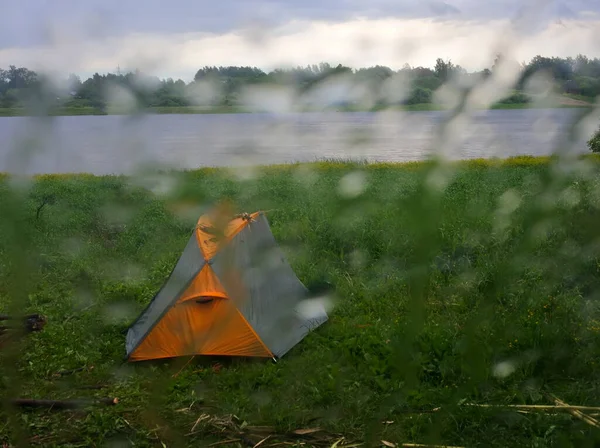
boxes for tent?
[125,210,328,362]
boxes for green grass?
[2,156,600,447]
[0,107,106,117]
[0,96,593,117]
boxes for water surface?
[0,108,588,175]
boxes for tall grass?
[1,156,600,447]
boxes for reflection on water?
[0,108,588,175]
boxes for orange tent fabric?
[129,298,271,360]
[195,212,259,260]
[179,265,228,302]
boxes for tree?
[0,68,9,94]
[7,65,37,89]
[404,87,432,104]
[0,89,20,107]
[67,74,82,93]
[434,58,454,82]
[588,125,600,153]
[1,53,599,111]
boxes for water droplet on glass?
[338,171,367,198]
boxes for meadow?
[2,156,600,447]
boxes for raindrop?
[558,186,580,209]
[293,165,319,188]
[492,360,516,379]
[338,171,367,198]
[104,83,138,114]
[498,189,522,215]
[102,301,138,325]
[239,85,295,114]
[296,296,335,320]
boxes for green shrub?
[498,91,531,104]
[404,87,433,105]
[588,125,600,153]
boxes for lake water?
[0,108,591,175]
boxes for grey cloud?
[0,0,597,51]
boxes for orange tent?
[125,209,328,362]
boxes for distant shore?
[0,98,593,117]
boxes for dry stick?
[260,443,295,447]
[549,395,600,429]
[464,403,600,412]
[189,414,211,434]
[253,435,271,448]
[401,445,465,448]
[207,439,241,447]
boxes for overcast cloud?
[1,0,599,80]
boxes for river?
[0,108,590,175]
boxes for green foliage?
[1,53,599,114]
[2,157,600,446]
[404,87,433,105]
[497,92,532,105]
[588,126,600,153]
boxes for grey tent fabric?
[211,213,328,358]
[125,233,205,356]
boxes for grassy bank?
[2,156,600,447]
[0,98,594,117]
[0,106,245,117]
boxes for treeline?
[1,55,600,112]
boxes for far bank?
[0,98,594,117]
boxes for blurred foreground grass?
[2,156,600,447]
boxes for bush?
[404,87,433,105]
[498,92,531,104]
[588,125,600,153]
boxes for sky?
[1,0,600,80]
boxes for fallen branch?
[549,394,600,429]
[400,444,465,448]
[382,443,465,448]
[11,397,118,409]
[184,412,474,447]
[464,403,600,412]
[207,440,241,447]
[253,435,271,448]
[185,413,467,447]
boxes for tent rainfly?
[124,210,328,362]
